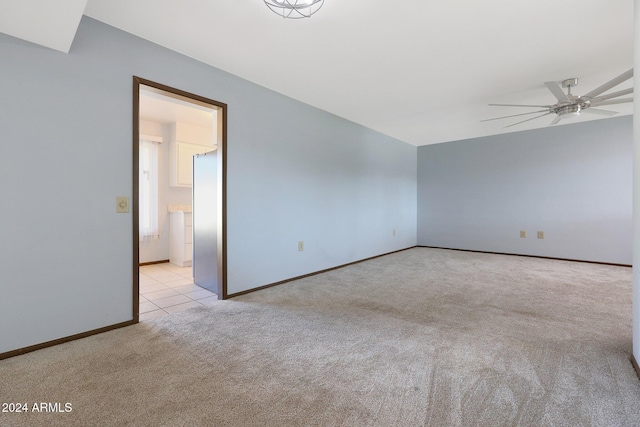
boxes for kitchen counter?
[168,204,192,213]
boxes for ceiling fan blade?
[591,97,633,106]
[582,68,634,99]
[544,81,570,102]
[480,109,549,122]
[582,108,618,117]
[489,103,553,108]
[591,87,633,102]
[503,112,552,128]
[550,116,562,125]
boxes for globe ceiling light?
[264,0,324,19]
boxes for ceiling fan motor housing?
[556,78,591,116]
[554,103,582,117]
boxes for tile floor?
[139,262,217,321]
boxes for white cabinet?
[169,142,210,187]
[169,211,192,267]
[168,122,215,188]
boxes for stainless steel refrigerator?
[192,150,218,294]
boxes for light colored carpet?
[2,248,639,426]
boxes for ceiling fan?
[482,68,634,128]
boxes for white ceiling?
[0,1,634,146]
[0,0,86,52]
[140,88,216,129]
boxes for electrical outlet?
[116,196,129,213]
[393,229,396,236]
[537,231,544,239]
[298,241,304,252]
[520,230,527,238]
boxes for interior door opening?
[133,77,227,322]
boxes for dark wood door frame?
[133,76,228,322]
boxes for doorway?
[132,77,227,323]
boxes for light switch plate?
[116,196,129,213]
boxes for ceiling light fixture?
[264,0,324,19]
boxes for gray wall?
[0,17,416,354]
[417,116,633,264]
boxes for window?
[139,136,161,241]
